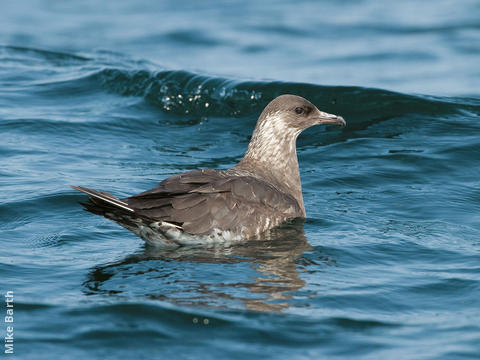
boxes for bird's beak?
[315,110,346,127]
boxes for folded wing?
[125,169,302,237]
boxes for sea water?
[1,1,479,359]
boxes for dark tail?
[70,185,134,215]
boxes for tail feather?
[70,185,134,213]
[71,185,191,247]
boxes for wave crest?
[93,68,479,121]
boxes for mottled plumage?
[72,94,345,247]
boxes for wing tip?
[70,184,135,213]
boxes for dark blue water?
[1,1,480,359]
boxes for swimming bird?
[72,94,345,247]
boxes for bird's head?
[257,94,346,133]
[244,94,346,162]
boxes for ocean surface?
[1,1,479,359]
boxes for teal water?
[1,1,480,359]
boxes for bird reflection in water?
[84,220,336,312]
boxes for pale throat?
[238,113,305,211]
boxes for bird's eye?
[295,107,304,114]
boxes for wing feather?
[123,169,302,237]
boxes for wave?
[2,45,91,63]
[92,68,480,121]
[3,45,478,123]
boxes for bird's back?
[124,168,303,239]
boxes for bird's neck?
[235,117,305,215]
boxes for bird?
[72,94,346,247]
